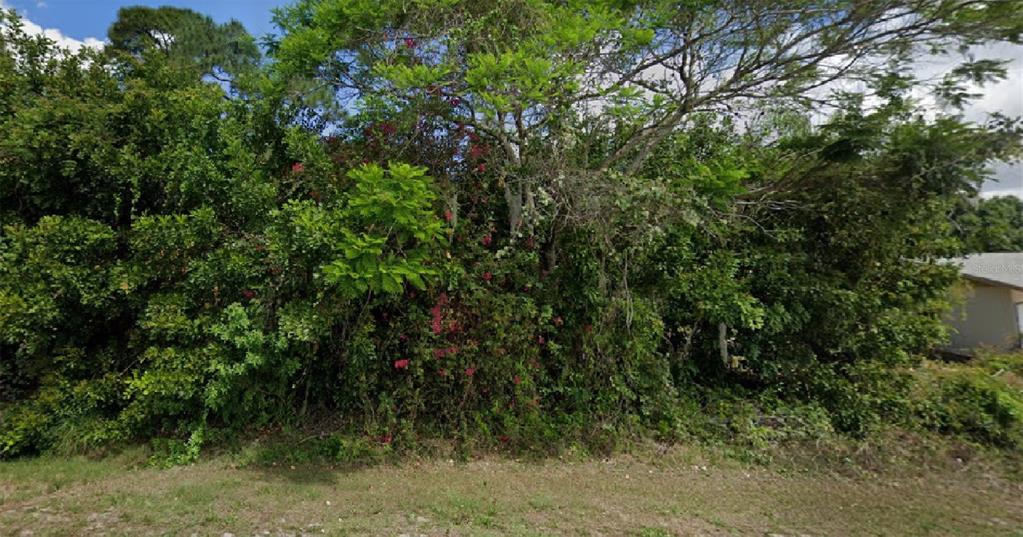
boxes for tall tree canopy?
[107,6,259,79]
[271,0,1023,232]
[954,195,1023,252]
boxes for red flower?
[513,375,522,385]
[242,289,255,299]
[444,209,453,222]
[378,434,393,445]
[291,162,304,173]
[447,345,458,355]
[537,335,545,345]
[499,435,510,444]
[464,366,476,378]
[403,37,416,48]
[481,234,492,247]
[431,305,443,334]
[393,359,410,370]
[438,368,448,377]
[449,97,461,107]
[379,122,397,136]
[469,145,485,160]
[399,333,408,342]
[433,348,447,359]
[476,163,486,173]
[482,271,493,282]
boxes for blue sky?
[2,0,285,42]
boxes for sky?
[2,0,1022,196]
[0,0,283,46]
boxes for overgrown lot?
[3,1,1023,471]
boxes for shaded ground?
[2,446,1022,536]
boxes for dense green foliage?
[954,195,1023,253]
[107,6,259,80]
[913,351,1023,448]
[2,1,1023,459]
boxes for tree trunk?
[718,322,729,368]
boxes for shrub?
[912,353,1023,449]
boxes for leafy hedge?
[2,3,1022,459]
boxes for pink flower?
[431,305,443,335]
[444,209,453,222]
[403,37,416,48]
[433,348,447,359]
[438,368,448,377]
[481,234,492,247]
[291,162,304,173]
[378,434,393,444]
[513,375,522,385]
[394,359,410,370]
[482,271,493,283]
[242,289,255,299]
[464,366,476,378]
[476,163,486,173]
[537,335,545,345]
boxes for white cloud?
[959,44,1023,195]
[0,0,104,53]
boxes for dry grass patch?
[2,443,1022,536]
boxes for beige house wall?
[947,281,1021,351]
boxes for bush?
[912,353,1023,449]
[2,5,1020,461]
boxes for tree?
[271,0,1023,235]
[107,6,259,80]
[954,195,1023,252]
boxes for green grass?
[2,442,1022,536]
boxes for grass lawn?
[2,442,1022,536]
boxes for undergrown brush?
[911,351,1023,450]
